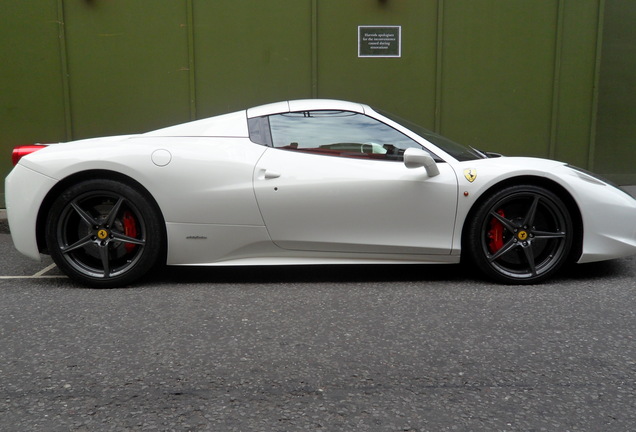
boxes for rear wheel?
[46,179,164,288]
[466,185,573,284]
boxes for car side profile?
[6,99,636,287]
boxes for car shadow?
[557,257,635,282]
[144,256,635,287]
[146,263,470,286]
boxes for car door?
[252,110,459,255]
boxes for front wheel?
[46,179,164,288]
[466,185,574,284]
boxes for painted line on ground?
[0,276,67,279]
[0,263,67,279]
[32,263,58,277]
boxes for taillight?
[12,144,47,166]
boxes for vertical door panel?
[0,1,67,206]
[440,1,558,157]
[254,149,458,255]
[595,0,636,184]
[63,0,192,138]
[192,0,313,118]
[316,0,439,128]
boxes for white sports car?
[6,99,636,287]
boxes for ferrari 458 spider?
[6,99,636,287]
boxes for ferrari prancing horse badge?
[464,168,477,183]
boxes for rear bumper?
[5,164,57,261]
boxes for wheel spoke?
[99,246,111,278]
[489,210,517,232]
[71,201,98,227]
[523,195,540,227]
[111,232,145,246]
[105,197,124,228]
[533,230,566,239]
[521,245,537,277]
[60,234,95,254]
[488,238,519,262]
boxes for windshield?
[376,109,486,161]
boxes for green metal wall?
[2,0,633,207]
[595,0,636,185]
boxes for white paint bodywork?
[5,99,636,269]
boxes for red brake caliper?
[487,209,506,254]
[122,211,138,253]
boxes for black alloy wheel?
[46,179,164,288]
[466,185,574,284]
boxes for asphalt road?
[1,231,635,431]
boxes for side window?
[267,110,423,161]
[248,116,272,146]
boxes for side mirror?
[403,148,440,177]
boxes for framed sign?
[358,26,401,58]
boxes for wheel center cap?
[517,230,529,241]
[97,229,109,240]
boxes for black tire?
[466,185,573,284]
[45,179,164,288]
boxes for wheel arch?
[35,170,167,256]
[461,175,583,264]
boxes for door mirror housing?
[403,148,440,177]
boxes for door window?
[265,110,423,161]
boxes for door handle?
[264,170,281,179]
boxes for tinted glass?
[376,109,485,161]
[268,110,424,161]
